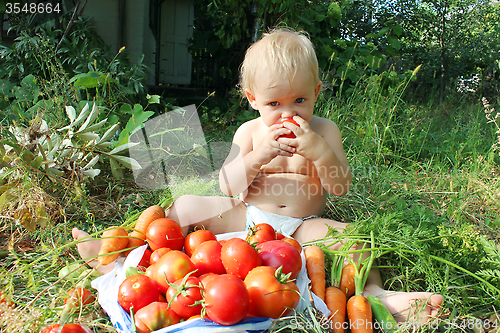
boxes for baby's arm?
[280,116,352,196]
[219,119,293,196]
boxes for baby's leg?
[294,217,443,325]
[165,195,247,235]
[71,228,114,274]
[72,195,247,271]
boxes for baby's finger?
[275,141,296,154]
[291,116,310,131]
[271,127,293,140]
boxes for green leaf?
[387,36,401,50]
[378,27,390,36]
[117,105,154,146]
[14,74,39,104]
[30,155,43,169]
[0,79,16,98]
[110,155,142,170]
[71,103,91,128]
[109,157,124,179]
[98,124,120,144]
[147,94,161,104]
[78,118,108,134]
[71,73,99,89]
[75,132,99,141]
[82,155,100,170]
[65,106,76,123]
[393,25,403,37]
[109,142,140,155]
[82,169,101,179]
[77,103,100,133]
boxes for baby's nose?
[281,111,296,119]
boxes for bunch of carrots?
[304,232,399,333]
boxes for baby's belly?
[243,173,327,217]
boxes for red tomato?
[244,266,300,318]
[198,272,217,288]
[190,240,226,275]
[118,274,160,313]
[204,274,249,325]
[146,218,184,251]
[137,249,152,271]
[280,118,300,138]
[245,223,276,245]
[165,274,203,319]
[40,324,91,333]
[282,237,302,254]
[152,250,196,292]
[134,301,181,333]
[257,240,302,279]
[221,238,262,279]
[275,233,286,240]
[184,229,217,257]
[149,247,171,265]
[64,287,95,308]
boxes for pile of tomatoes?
[117,216,304,333]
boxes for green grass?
[1,74,499,332]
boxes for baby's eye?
[269,101,279,106]
[295,98,305,103]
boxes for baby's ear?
[245,89,258,109]
[314,81,322,100]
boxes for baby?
[73,27,442,324]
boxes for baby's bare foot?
[377,291,443,324]
[72,228,114,274]
[364,284,443,325]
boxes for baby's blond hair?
[239,27,319,95]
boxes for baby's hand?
[254,123,296,164]
[277,116,329,162]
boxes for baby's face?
[246,69,321,127]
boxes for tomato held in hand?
[152,250,196,292]
[184,229,217,257]
[246,223,276,245]
[190,240,226,275]
[204,274,249,325]
[221,238,262,279]
[280,118,300,138]
[134,301,181,333]
[165,273,204,319]
[118,274,160,313]
[244,266,300,318]
[257,240,302,279]
[40,324,91,333]
[146,218,184,251]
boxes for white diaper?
[245,204,317,237]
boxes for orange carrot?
[98,228,128,265]
[134,205,165,235]
[339,263,356,298]
[326,286,347,333]
[326,253,347,333]
[345,232,376,333]
[347,295,373,333]
[124,232,146,256]
[304,245,326,302]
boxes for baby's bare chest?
[261,154,316,175]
